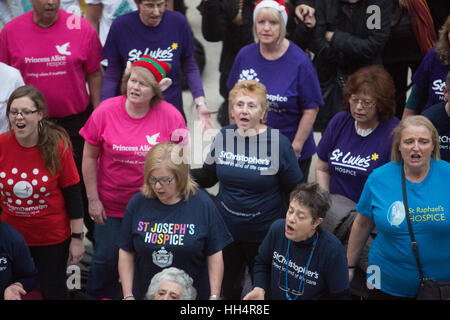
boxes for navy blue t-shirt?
[203,125,303,243]
[118,189,233,300]
[422,101,450,162]
[0,221,38,299]
[253,220,350,300]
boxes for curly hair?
[342,65,396,122]
[146,267,197,300]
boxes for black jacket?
[311,0,392,80]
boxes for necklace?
[354,120,378,137]
[285,232,319,300]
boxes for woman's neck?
[259,39,289,60]
[237,124,267,137]
[125,99,150,119]
[404,163,430,183]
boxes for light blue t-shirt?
[357,159,450,297]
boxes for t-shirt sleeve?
[101,18,122,63]
[412,48,434,91]
[316,113,339,161]
[0,27,10,64]
[226,49,243,91]
[79,107,102,146]
[58,144,80,188]
[355,174,374,219]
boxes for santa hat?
[131,55,171,83]
[253,0,289,26]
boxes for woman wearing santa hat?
[227,0,323,183]
[80,55,189,300]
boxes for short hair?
[342,65,396,122]
[141,142,197,201]
[228,80,270,123]
[253,7,286,46]
[390,115,441,162]
[120,65,164,107]
[146,267,197,300]
[289,183,331,222]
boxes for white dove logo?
[146,133,160,145]
[56,42,71,56]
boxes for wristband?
[123,294,134,300]
[210,294,222,300]
[348,266,356,269]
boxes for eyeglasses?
[349,96,376,109]
[149,175,175,186]
[8,109,39,117]
[141,1,166,11]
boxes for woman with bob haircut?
[146,267,197,300]
[118,141,233,300]
[347,116,450,299]
[244,182,350,300]
[316,65,400,203]
[80,55,188,300]
[0,85,85,300]
[191,80,303,300]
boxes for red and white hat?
[253,0,289,26]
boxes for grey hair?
[145,267,197,300]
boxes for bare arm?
[207,250,224,300]
[82,141,106,225]
[87,69,103,108]
[346,213,375,281]
[85,3,102,34]
[118,249,136,300]
[315,158,330,192]
[292,108,318,158]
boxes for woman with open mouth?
[0,85,85,300]
[347,116,450,299]
[244,183,350,300]
[80,55,188,300]
[191,80,303,299]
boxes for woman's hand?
[69,237,85,265]
[4,282,26,300]
[243,287,265,300]
[291,140,303,158]
[197,104,218,131]
[89,198,107,225]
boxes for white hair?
[146,267,197,300]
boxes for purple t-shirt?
[102,10,203,112]
[227,41,324,160]
[317,111,399,203]
[413,46,450,112]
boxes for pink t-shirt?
[79,95,188,218]
[0,10,102,117]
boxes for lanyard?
[285,232,319,300]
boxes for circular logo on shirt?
[13,181,33,198]
[387,201,405,227]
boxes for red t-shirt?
[0,132,79,246]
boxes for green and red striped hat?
[132,55,172,83]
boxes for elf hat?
[253,0,289,26]
[131,55,172,83]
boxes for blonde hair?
[253,7,286,46]
[391,115,441,163]
[141,142,197,200]
[228,80,270,123]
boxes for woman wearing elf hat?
[227,0,323,183]
[80,55,189,300]
[100,0,216,130]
